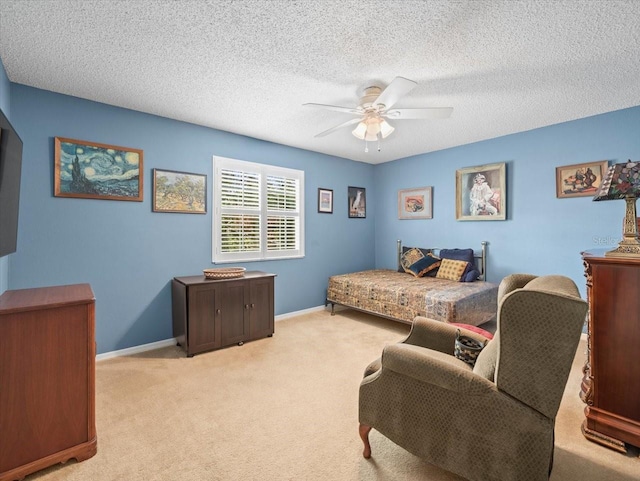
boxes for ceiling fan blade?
[384,107,453,120]
[373,77,417,110]
[314,117,362,137]
[303,103,361,115]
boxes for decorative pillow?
[436,258,469,281]
[398,247,431,272]
[401,248,441,277]
[463,269,481,282]
[440,248,479,282]
[454,329,487,367]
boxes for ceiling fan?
[303,77,453,152]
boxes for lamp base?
[606,240,640,258]
[606,197,640,257]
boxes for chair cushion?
[473,335,498,381]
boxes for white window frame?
[212,156,305,263]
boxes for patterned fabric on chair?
[358,274,588,481]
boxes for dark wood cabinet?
[0,284,97,481]
[172,271,275,357]
[581,252,640,453]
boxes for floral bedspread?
[327,269,498,326]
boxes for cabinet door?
[218,280,250,346]
[249,276,274,340]
[188,284,220,354]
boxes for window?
[213,156,304,263]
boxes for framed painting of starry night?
[54,137,143,201]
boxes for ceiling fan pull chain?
[377,135,381,152]
[364,139,369,153]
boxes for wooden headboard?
[397,240,488,281]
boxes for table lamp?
[593,160,640,257]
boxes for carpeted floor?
[26,309,640,481]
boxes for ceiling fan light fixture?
[379,119,395,138]
[352,116,386,141]
[352,121,368,140]
[364,130,378,142]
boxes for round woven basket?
[203,267,246,280]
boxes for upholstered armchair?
[359,274,588,481]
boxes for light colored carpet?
[27,309,640,481]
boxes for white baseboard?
[96,338,178,362]
[94,316,592,361]
[96,305,330,361]
[275,305,327,321]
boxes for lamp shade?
[593,161,640,201]
[592,160,640,258]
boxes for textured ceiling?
[1,0,639,164]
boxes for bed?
[326,240,498,327]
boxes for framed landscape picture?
[318,188,333,213]
[54,137,143,201]
[456,162,506,221]
[348,186,366,218]
[555,160,609,198]
[152,169,206,213]
[398,187,433,219]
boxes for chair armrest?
[403,316,491,354]
[377,343,496,395]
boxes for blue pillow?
[401,248,441,277]
[440,248,479,282]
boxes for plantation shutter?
[267,175,299,252]
[219,169,261,253]
[213,157,304,262]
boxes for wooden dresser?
[0,284,97,481]
[172,271,275,357]
[581,251,640,452]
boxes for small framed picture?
[456,162,506,221]
[152,169,207,213]
[348,186,366,218]
[555,160,609,198]
[398,187,433,219]
[318,188,333,213]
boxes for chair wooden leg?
[359,423,372,459]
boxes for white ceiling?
[1,0,639,164]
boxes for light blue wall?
[0,59,11,295]
[8,71,640,354]
[9,84,375,354]
[373,106,640,295]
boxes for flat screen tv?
[0,106,23,258]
